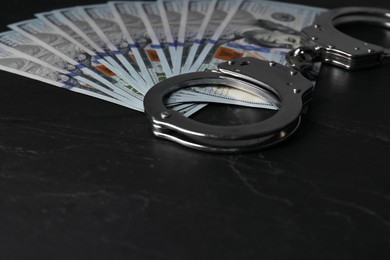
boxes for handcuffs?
[144,7,390,153]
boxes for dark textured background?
[1,0,390,259]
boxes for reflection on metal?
[144,58,313,153]
[288,7,390,74]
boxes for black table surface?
[1,0,390,259]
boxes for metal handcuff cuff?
[144,7,390,153]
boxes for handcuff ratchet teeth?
[144,57,314,153]
[144,7,390,153]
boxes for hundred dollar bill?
[134,1,173,78]
[52,7,142,90]
[35,10,137,90]
[166,86,278,110]
[0,31,207,113]
[157,0,280,114]
[0,30,144,110]
[179,1,326,111]
[197,0,326,79]
[166,0,277,111]
[79,5,152,93]
[160,0,225,116]
[158,0,188,75]
[189,0,244,72]
[0,46,135,109]
[181,0,217,73]
[108,1,167,84]
[8,18,144,107]
[108,0,223,115]
[170,103,208,117]
[80,4,154,93]
[199,0,326,70]
[14,10,219,115]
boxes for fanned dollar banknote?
[0,0,326,116]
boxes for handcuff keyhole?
[240,61,251,66]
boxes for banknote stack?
[0,0,325,117]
